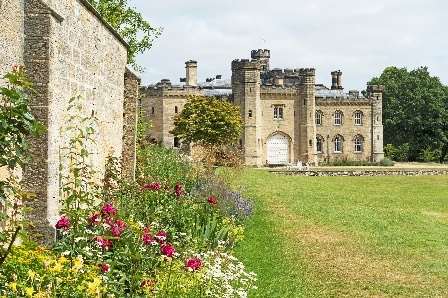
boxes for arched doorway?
[266,133,290,165]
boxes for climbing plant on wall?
[87,0,161,70]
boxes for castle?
[141,49,384,166]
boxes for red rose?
[89,212,101,225]
[174,183,183,197]
[100,263,110,273]
[160,244,175,257]
[143,182,161,191]
[207,195,218,205]
[185,257,202,272]
[55,215,71,230]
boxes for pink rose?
[185,257,202,272]
[175,183,184,197]
[143,182,162,191]
[89,212,101,225]
[160,244,175,257]
[155,230,168,242]
[55,215,70,230]
[101,203,117,217]
[94,236,113,251]
[110,219,127,237]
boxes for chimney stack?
[185,60,198,87]
[331,70,343,90]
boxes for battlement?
[299,68,316,76]
[367,85,385,93]
[231,59,260,71]
[251,49,271,59]
[185,60,197,66]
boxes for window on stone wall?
[248,110,253,118]
[334,111,343,125]
[274,106,284,119]
[175,106,179,114]
[151,107,155,115]
[334,135,343,153]
[354,135,364,152]
[315,110,323,126]
[354,111,363,125]
[174,137,181,148]
[316,135,324,153]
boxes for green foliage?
[379,157,395,166]
[87,0,161,69]
[384,143,411,161]
[369,66,448,162]
[171,96,243,146]
[0,66,43,267]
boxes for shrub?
[379,158,395,166]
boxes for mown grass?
[231,169,448,297]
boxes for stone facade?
[0,0,139,242]
[141,50,384,167]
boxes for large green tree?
[369,66,448,162]
[171,96,243,146]
[87,0,161,69]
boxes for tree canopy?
[87,0,161,69]
[171,96,243,146]
[369,66,448,162]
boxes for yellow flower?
[58,256,68,265]
[28,269,37,280]
[73,255,84,272]
[8,282,17,292]
[87,277,102,296]
[25,287,34,297]
[51,261,63,273]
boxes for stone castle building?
[141,49,384,167]
[1,0,139,242]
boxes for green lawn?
[231,169,448,297]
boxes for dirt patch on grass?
[267,200,444,297]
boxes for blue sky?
[129,0,447,90]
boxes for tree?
[171,96,243,146]
[87,0,161,69]
[369,66,448,162]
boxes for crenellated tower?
[232,59,263,166]
[296,68,317,163]
[251,49,270,73]
[368,85,385,162]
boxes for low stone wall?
[270,168,448,177]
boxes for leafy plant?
[0,66,43,267]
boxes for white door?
[267,134,289,165]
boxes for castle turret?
[185,60,198,87]
[232,59,263,166]
[250,49,270,72]
[367,85,385,162]
[296,68,317,163]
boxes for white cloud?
[129,0,448,89]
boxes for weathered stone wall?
[122,68,140,180]
[315,101,373,162]
[0,0,24,84]
[45,0,128,227]
[270,168,448,177]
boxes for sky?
[129,0,447,90]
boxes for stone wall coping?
[268,167,448,176]
[77,0,129,49]
[125,67,141,83]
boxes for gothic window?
[316,135,324,153]
[334,110,343,125]
[354,135,364,153]
[174,137,181,148]
[354,111,363,125]
[274,106,284,120]
[315,110,323,126]
[333,135,343,153]
[175,106,179,114]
